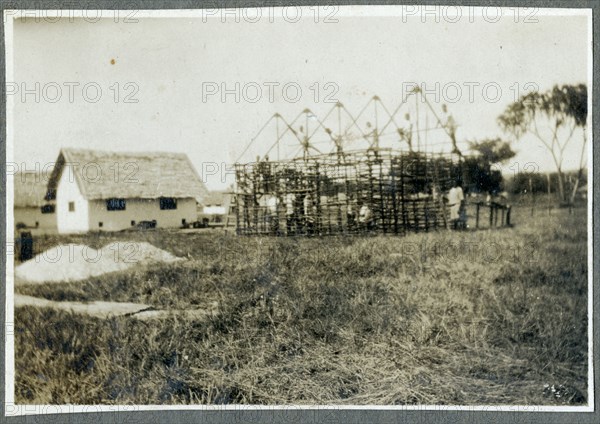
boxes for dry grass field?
[14,205,588,405]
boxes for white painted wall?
[87,197,197,232]
[203,205,227,215]
[55,163,198,233]
[56,165,90,234]
[14,207,57,233]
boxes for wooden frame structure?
[234,148,463,236]
[232,87,512,236]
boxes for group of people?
[259,191,378,235]
[409,180,466,230]
[282,192,316,235]
[346,200,376,233]
[255,179,467,235]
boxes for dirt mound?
[15,241,182,284]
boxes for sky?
[9,7,591,190]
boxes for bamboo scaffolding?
[234,149,463,236]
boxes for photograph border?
[1,1,598,423]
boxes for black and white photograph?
[2,4,595,419]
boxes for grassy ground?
[14,205,588,405]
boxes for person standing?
[303,193,315,235]
[346,197,357,233]
[358,202,374,233]
[265,194,279,235]
[285,192,297,235]
[447,181,464,230]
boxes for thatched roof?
[202,190,232,207]
[14,171,52,208]
[46,148,208,202]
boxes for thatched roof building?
[46,148,208,202]
[13,171,57,233]
[47,148,208,233]
[14,171,51,208]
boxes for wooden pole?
[391,159,399,234]
[378,158,386,233]
[368,160,375,228]
[568,174,573,214]
[234,195,240,234]
[494,204,499,227]
[475,202,480,229]
[529,177,534,217]
[413,199,419,233]
[253,168,259,232]
[345,164,351,234]
[401,155,407,234]
[547,172,551,215]
[315,162,321,235]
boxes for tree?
[469,138,516,165]
[497,84,587,203]
[464,138,516,194]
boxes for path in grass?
[15,294,215,320]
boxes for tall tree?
[497,84,587,203]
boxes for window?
[106,198,126,211]
[40,204,55,214]
[131,220,136,226]
[98,222,103,228]
[159,197,177,210]
[68,202,75,212]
